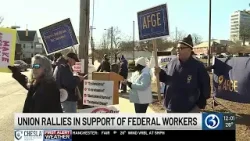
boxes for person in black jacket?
[155,34,211,113]
[8,54,63,113]
[53,52,85,113]
[119,55,128,93]
[97,54,111,72]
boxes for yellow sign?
[143,12,162,29]
[218,75,238,92]
[0,28,17,73]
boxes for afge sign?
[137,4,169,40]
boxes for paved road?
[0,71,30,141]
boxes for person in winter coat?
[155,34,211,113]
[53,52,85,113]
[97,54,111,72]
[119,55,128,93]
[8,54,63,113]
[122,57,152,113]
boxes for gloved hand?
[8,66,20,74]
[8,65,21,80]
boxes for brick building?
[193,40,235,55]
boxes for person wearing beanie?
[122,57,152,113]
[155,34,211,113]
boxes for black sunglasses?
[177,47,191,50]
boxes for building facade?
[16,30,45,60]
[193,40,234,55]
[230,10,250,41]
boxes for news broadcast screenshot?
[14,113,236,141]
[3,1,250,141]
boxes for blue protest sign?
[39,18,78,55]
[213,57,250,103]
[137,4,169,40]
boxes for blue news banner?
[14,113,235,141]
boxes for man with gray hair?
[53,52,85,113]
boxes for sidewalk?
[115,97,155,113]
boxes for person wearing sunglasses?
[154,34,211,113]
[8,54,63,113]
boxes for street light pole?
[133,21,135,61]
[208,0,212,66]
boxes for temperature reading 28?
[225,122,234,128]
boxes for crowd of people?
[7,34,212,114]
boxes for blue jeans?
[61,101,77,113]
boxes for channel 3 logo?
[202,113,223,130]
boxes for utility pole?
[175,27,178,42]
[90,26,96,65]
[208,0,212,66]
[79,0,90,75]
[133,21,135,61]
[78,0,90,109]
[110,26,113,63]
[91,36,95,65]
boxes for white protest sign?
[72,59,84,73]
[83,80,114,106]
[159,55,176,66]
[78,106,119,113]
[149,55,176,68]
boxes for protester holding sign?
[122,57,153,113]
[8,54,63,113]
[155,35,211,113]
[53,52,85,113]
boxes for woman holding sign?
[122,57,153,113]
[8,54,63,113]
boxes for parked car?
[14,60,29,72]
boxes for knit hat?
[178,34,193,48]
[135,57,147,66]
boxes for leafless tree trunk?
[239,24,250,46]
[0,17,4,25]
[192,33,203,45]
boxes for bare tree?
[168,30,187,42]
[227,45,246,54]
[0,17,3,25]
[239,24,250,46]
[191,33,202,45]
[104,26,122,49]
